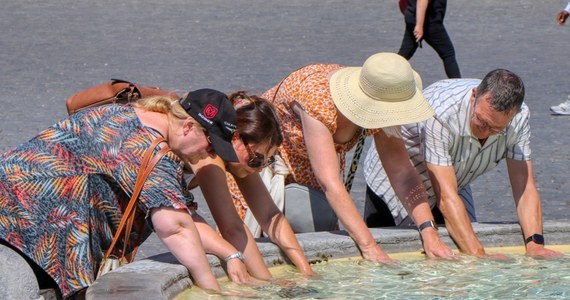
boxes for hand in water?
[226,258,252,284]
[526,244,564,259]
[482,253,511,260]
[421,229,456,259]
[360,244,397,266]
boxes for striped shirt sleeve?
[422,116,454,166]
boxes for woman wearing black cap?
[188,91,316,282]
[0,89,240,298]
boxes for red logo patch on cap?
[203,104,219,119]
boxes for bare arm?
[190,157,272,280]
[192,213,252,283]
[150,207,220,291]
[299,110,392,263]
[506,159,563,258]
[235,173,316,275]
[425,163,486,256]
[374,132,454,258]
[414,0,429,42]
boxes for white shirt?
[363,79,531,225]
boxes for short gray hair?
[476,69,525,113]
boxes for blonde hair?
[132,95,189,120]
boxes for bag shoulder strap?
[344,129,365,192]
[104,137,170,261]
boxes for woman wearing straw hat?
[226,52,455,262]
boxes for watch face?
[533,234,545,244]
[526,234,545,245]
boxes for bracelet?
[223,251,244,263]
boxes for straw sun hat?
[330,52,434,129]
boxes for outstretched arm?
[374,131,454,259]
[235,173,316,276]
[150,207,220,292]
[425,163,486,256]
[506,159,563,258]
[299,110,392,263]
[192,213,252,284]
[191,158,273,281]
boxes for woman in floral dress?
[0,89,243,298]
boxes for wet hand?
[219,289,259,298]
[296,263,319,277]
[526,245,564,259]
[226,258,252,284]
[482,253,511,260]
[271,278,298,288]
[361,245,397,266]
[301,269,320,278]
[462,247,510,260]
[421,232,456,259]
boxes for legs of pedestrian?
[423,23,461,78]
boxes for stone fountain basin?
[86,221,570,299]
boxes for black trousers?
[364,186,445,228]
[398,22,461,79]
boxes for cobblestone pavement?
[1,0,568,259]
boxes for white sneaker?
[550,99,570,115]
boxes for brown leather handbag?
[66,79,180,115]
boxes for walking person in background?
[398,0,461,78]
[549,1,570,115]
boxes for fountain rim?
[86,220,570,300]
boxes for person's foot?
[550,99,570,115]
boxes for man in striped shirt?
[363,69,563,258]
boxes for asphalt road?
[1,0,568,258]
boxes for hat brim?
[329,67,434,129]
[208,134,239,162]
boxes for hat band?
[359,74,417,102]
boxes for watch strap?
[524,233,544,245]
[418,220,438,232]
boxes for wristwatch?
[418,220,438,232]
[524,233,544,245]
[223,251,244,263]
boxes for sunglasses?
[243,141,276,169]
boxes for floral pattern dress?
[227,64,378,218]
[0,105,193,297]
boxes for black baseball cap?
[179,89,239,162]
